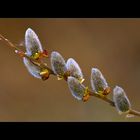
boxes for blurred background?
[0,18,140,121]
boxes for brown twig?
[89,92,115,106]
[128,109,140,117]
[0,34,20,51]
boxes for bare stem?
[128,109,140,117]
[0,34,20,51]
[89,92,115,106]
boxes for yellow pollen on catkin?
[32,52,40,60]
[82,87,90,102]
[79,78,85,83]
[40,69,50,81]
[57,75,64,80]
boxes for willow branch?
[1,34,140,118]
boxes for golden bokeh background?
[0,18,140,121]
